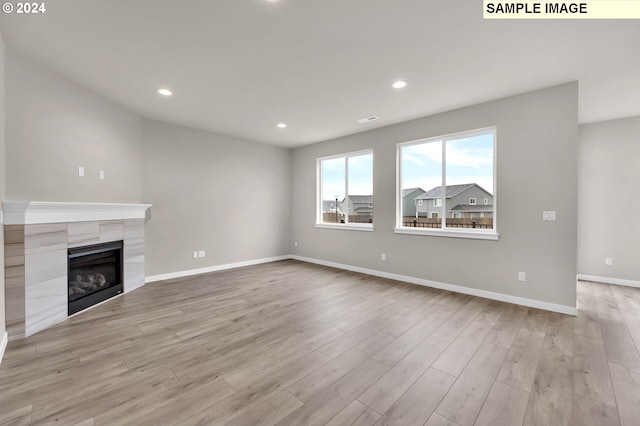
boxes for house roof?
[353,206,373,213]
[402,187,425,197]
[416,183,479,200]
[346,195,373,204]
[449,204,493,212]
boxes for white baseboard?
[145,255,291,283]
[143,253,577,316]
[0,331,8,366]
[577,274,640,289]
[292,255,578,316]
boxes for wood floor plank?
[326,400,381,426]
[573,333,617,406]
[286,331,395,402]
[0,404,32,426]
[374,367,456,426]
[600,319,640,370]
[431,298,489,342]
[358,336,449,414]
[276,358,389,426]
[484,305,528,349]
[224,390,304,426]
[544,313,575,356]
[522,350,573,426]
[474,381,529,426]
[610,285,640,362]
[371,301,462,367]
[571,394,620,426]
[435,342,508,426]
[424,413,461,426]
[609,362,640,426]
[431,319,493,377]
[318,313,399,358]
[496,329,545,392]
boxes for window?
[397,127,497,239]
[417,199,423,206]
[317,150,373,230]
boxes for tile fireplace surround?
[3,201,151,340]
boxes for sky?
[321,152,373,201]
[402,133,494,195]
[321,132,493,202]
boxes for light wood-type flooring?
[1,259,640,425]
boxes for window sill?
[316,223,374,232]
[394,227,499,240]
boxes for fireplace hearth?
[68,240,124,315]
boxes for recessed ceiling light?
[357,116,379,124]
[392,80,408,89]
[277,123,287,128]
[157,88,173,96]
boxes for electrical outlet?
[605,257,613,266]
[78,166,85,177]
[193,251,198,259]
[99,170,105,180]
[294,241,298,247]
[518,272,526,282]
[198,251,206,258]
[381,253,386,261]
[543,211,556,221]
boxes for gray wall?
[578,116,640,282]
[291,83,578,309]
[141,119,292,276]
[0,32,6,337]
[5,49,142,203]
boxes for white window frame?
[433,198,442,207]
[469,198,477,205]
[316,149,374,232]
[395,127,498,240]
[417,199,423,206]
[484,198,489,205]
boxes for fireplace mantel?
[2,201,152,225]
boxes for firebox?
[68,240,124,315]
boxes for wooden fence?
[402,217,493,229]
[322,213,372,224]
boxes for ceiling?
[1,1,639,148]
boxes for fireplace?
[68,240,124,315]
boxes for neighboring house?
[322,199,342,213]
[402,187,426,217]
[415,183,493,219]
[342,195,373,216]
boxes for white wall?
[291,83,579,310]
[141,119,292,277]
[578,116,640,283]
[5,49,142,203]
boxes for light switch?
[78,166,85,177]
[543,211,556,221]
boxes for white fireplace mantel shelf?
[2,201,152,225]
